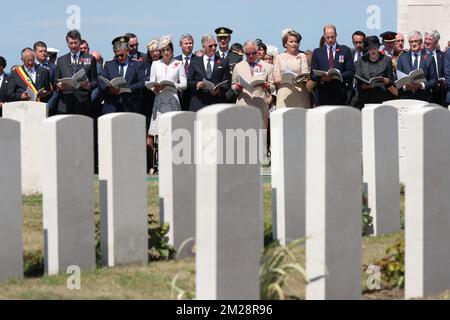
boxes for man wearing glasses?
[187,34,230,111]
[231,39,274,163]
[99,36,146,114]
[396,31,438,101]
[215,27,233,60]
[125,32,147,62]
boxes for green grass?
[0,181,444,300]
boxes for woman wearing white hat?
[147,35,187,163]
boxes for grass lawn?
[0,181,446,300]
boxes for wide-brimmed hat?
[364,36,381,50]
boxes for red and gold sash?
[16,66,38,94]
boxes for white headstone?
[270,108,306,245]
[43,115,95,275]
[98,113,148,267]
[0,119,23,281]
[404,106,450,299]
[3,102,48,194]
[159,111,196,259]
[362,104,400,235]
[382,99,427,183]
[306,106,362,300]
[195,104,263,300]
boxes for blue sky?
[2,0,396,68]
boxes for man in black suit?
[424,30,446,106]
[8,48,52,103]
[310,24,354,106]
[0,56,10,116]
[348,31,366,106]
[55,30,98,116]
[34,41,57,85]
[397,31,437,102]
[125,32,147,62]
[175,34,195,111]
[99,36,146,114]
[187,34,230,112]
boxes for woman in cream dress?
[147,35,187,153]
[273,28,311,108]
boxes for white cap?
[47,47,60,53]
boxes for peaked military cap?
[111,35,130,46]
[215,27,233,37]
[380,31,397,43]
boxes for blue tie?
[413,53,419,70]
[119,63,125,77]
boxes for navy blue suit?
[429,49,446,106]
[99,58,146,114]
[396,50,438,102]
[175,53,194,111]
[445,49,450,106]
[187,54,229,112]
[310,44,354,106]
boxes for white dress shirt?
[0,73,4,88]
[26,66,37,83]
[218,50,229,59]
[203,54,216,71]
[182,54,193,68]
[326,44,337,59]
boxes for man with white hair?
[8,47,52,102]
[187,34,230,111]
[396,31,438,102]
[231,39,274,162]
[424,29,446,105]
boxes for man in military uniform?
[215,27,232,59]
[380,31,397,58]
[380,31,399,79]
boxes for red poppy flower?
[216,59,221,65]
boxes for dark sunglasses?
[245,51,257,56]
[115,53,125,58]
[208,44,218,49]
[129,44,139,48]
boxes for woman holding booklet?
[147,35,187,151]
[273,28,311,108]
[354,36,397,109]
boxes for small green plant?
[260,239,307,300]
[95,216,102,267]
[95,211,177,264]
[23,250,44,277]
[375,237,405,288]
[148,212,177,261]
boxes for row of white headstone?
[0,100,449,300]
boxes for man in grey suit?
[55,30,98,116]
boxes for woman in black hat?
[355,35,397,109]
